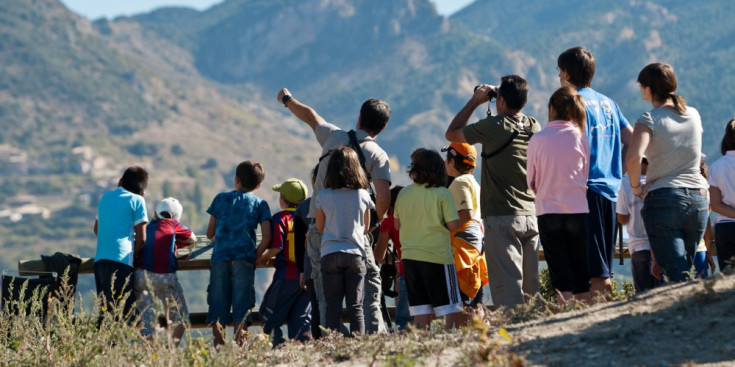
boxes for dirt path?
[510,275,735,366]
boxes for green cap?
[272,178,308,205]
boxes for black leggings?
[538,214,590,294]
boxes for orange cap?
[442,142,477,167]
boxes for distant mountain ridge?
[452,0,735,159]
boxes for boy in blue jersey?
[206,161,272,346]
[557,47,633,297]
[257,178,311,347]
[134,197,196,345]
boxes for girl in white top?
[709,119,735,271]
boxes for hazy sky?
[61,0,475,20]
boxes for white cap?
[156,197,183,221]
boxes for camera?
[474,84,498,100]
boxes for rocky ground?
[510,275,735,366]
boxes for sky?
[61,0,474,19]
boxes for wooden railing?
[18,233,641,327]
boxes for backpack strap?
[480,116,535,159]
[348,130,373,183]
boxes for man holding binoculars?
[445,75,541,308]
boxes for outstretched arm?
[445,85,491,143]
[277,88,327,132]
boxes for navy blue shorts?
[586,190,617,278]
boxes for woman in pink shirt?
[527,86,591,305]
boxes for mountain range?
[1,0,734,268]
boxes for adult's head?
[557,46,596,89]
[358,98,391,136]
[325,146,369,190]
[721,118,735,155]
[637,63,687,114]
[236,160,265,192]
[498,75,529,113]
[408,148,447,188]
[548,86,587,132]
[118,166,149,196]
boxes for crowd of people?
[91,46,735,346]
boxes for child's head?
[155,197,184,221]
[408,148,447,188]
[118,166,149,196]
[325,146,369,190]
[548,86,586,132]
[721,118,735,155]
[388,185,403,215]
[699,154,709,180]
[235,161,265,192]
[272,178,308,208]
[442,142,476,176]
[557,46,596,89]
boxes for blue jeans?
[631,250,658,293]
[395,276,412,330]
[207,259,255,324]
[259,279,311,347]
[642,188,708,282]
[321,252,366,336]
[693,251,709,279]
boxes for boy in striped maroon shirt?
[133,197,196,345]
[257,178,311,347]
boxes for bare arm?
[93,219,98,236]
[257,248,281,267]
[364,208,371,235]
[710,186,735,218]
[256,220,272,260]
[374,231,390,264]
[133,222,147,258]
[446,219,460,232]
[206,216,216,241]
[625,124,651,197]
[182,233,197,245]
[457,209,472,227]
[617,213,630,225]
[445,85,490,143]
[316,209,326,234]
[277,88,327,132]
[373,179,390,223]
[620,125,634,174]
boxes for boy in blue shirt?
[94,166,149,322]
[206,161,272,346]
[257,178,311,347]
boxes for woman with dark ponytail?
[527,86,591,305]
[708,119,735,271]
[626,63,709,282]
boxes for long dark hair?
[408,148,447,188]
[721,118,735,155]
[548,86,586,132]
[324,146,369,190]
[637,63,687,115]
